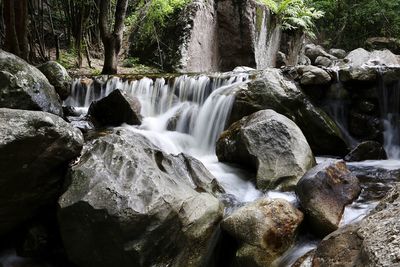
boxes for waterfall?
[65,73,266,203]
[377,72,400,159]
[324,67,357,147]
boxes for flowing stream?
[62,72,400,266]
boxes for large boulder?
[221,198,303,267]
[229,68,348,156]
[365,37,400,54]
[217,109,315,190]
[0,108,83,237]
[296,65,331,85]
[296,160,361,236]
[0,50,63,116]
[329,48,347,59]
[38,61,72,100]
[344,141,387,162]
[312,183,400,266]
[87,89,142,127]
[58,129,223,267]
[305,44,336,63]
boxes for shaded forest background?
[0,0,399,73]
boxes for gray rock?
[217,109,316,190]
[312,183,400,266]
[314,56,332,67]
[221,198,303,267]
[345,48,372,67]
[58,129,223,267]
[329,48,347,59]
[365,37,400,54]
[87,89,142,127]
[229,68,348,156]
[296,65,332,85]
[0,108,83,237]
[305,44,336,63]
[346,48,400,67]
[0,50,63,116]
[296,160,361,236]
[38,61,72,100]
[344,141,387,162]
[339,66,378,82]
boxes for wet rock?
[345,141,387,162]
[305,44,336,63]
[296,65,331,85]
[229,68,348,156]
[339,66,378,82]
[329,48,347,59]
[221,198,303,267]
[349,112,381,140]
[38,61,72,100]
[296,160,361,236]
[0,108,83,237]
[312,184,400,266]
[87,89,142,127]
[58,129,223,267]
[314,56,332,67]
[217,109,315,190]
[0,50,63,116]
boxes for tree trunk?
[3,0,21,56]
[97,0,128,75]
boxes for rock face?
[87,89,142,127]
[38,61,72,100]
[221,198,303,267]
[312,183,400,266]
[365,37,400,54]
[296,65,332,85]
[296,160,361,236]
[58,129,223,267]
[130,0,298,72]
[304,44,336,63]
[0,50,63,116]
[0,108,83,237]
[229,69,348,156]
[217,109,315,190]
[344,141,387,162]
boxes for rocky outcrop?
[87,89,142,127]
[229,68,348,156]
[365,37,400,54]
[217,109,315,190]
[221,198,303,267]
[344,141,387,161]
[58,129,223,267]
[38,61,72,100]
[0,50,63,116]
[0,108,83,237]
[296,65,332,85]
[296,160,361,236]
[312,183,400,266]
[129,0,293,72]
[304,44,336,63]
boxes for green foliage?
[57,49,78,69]
[258,0,324,38]
[127,0,189,39]
[122,57,140,67]
[309,0,400,49]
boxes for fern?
[257,0,324,38]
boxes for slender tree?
[3,0,29,60]
[98,0,129,74]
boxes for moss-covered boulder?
[0,50,63,116]
[38,61,72,100]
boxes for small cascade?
[324,67,357,147]
[66,73,264,203]
[377,72,400,159]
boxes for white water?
[378,75,400,159]
[66,74,276,204]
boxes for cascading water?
[65,73,269,203]
[324,67,357,147]
[377,70,400,159]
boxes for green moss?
[57,50,77,69]
[256,6,264,33]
